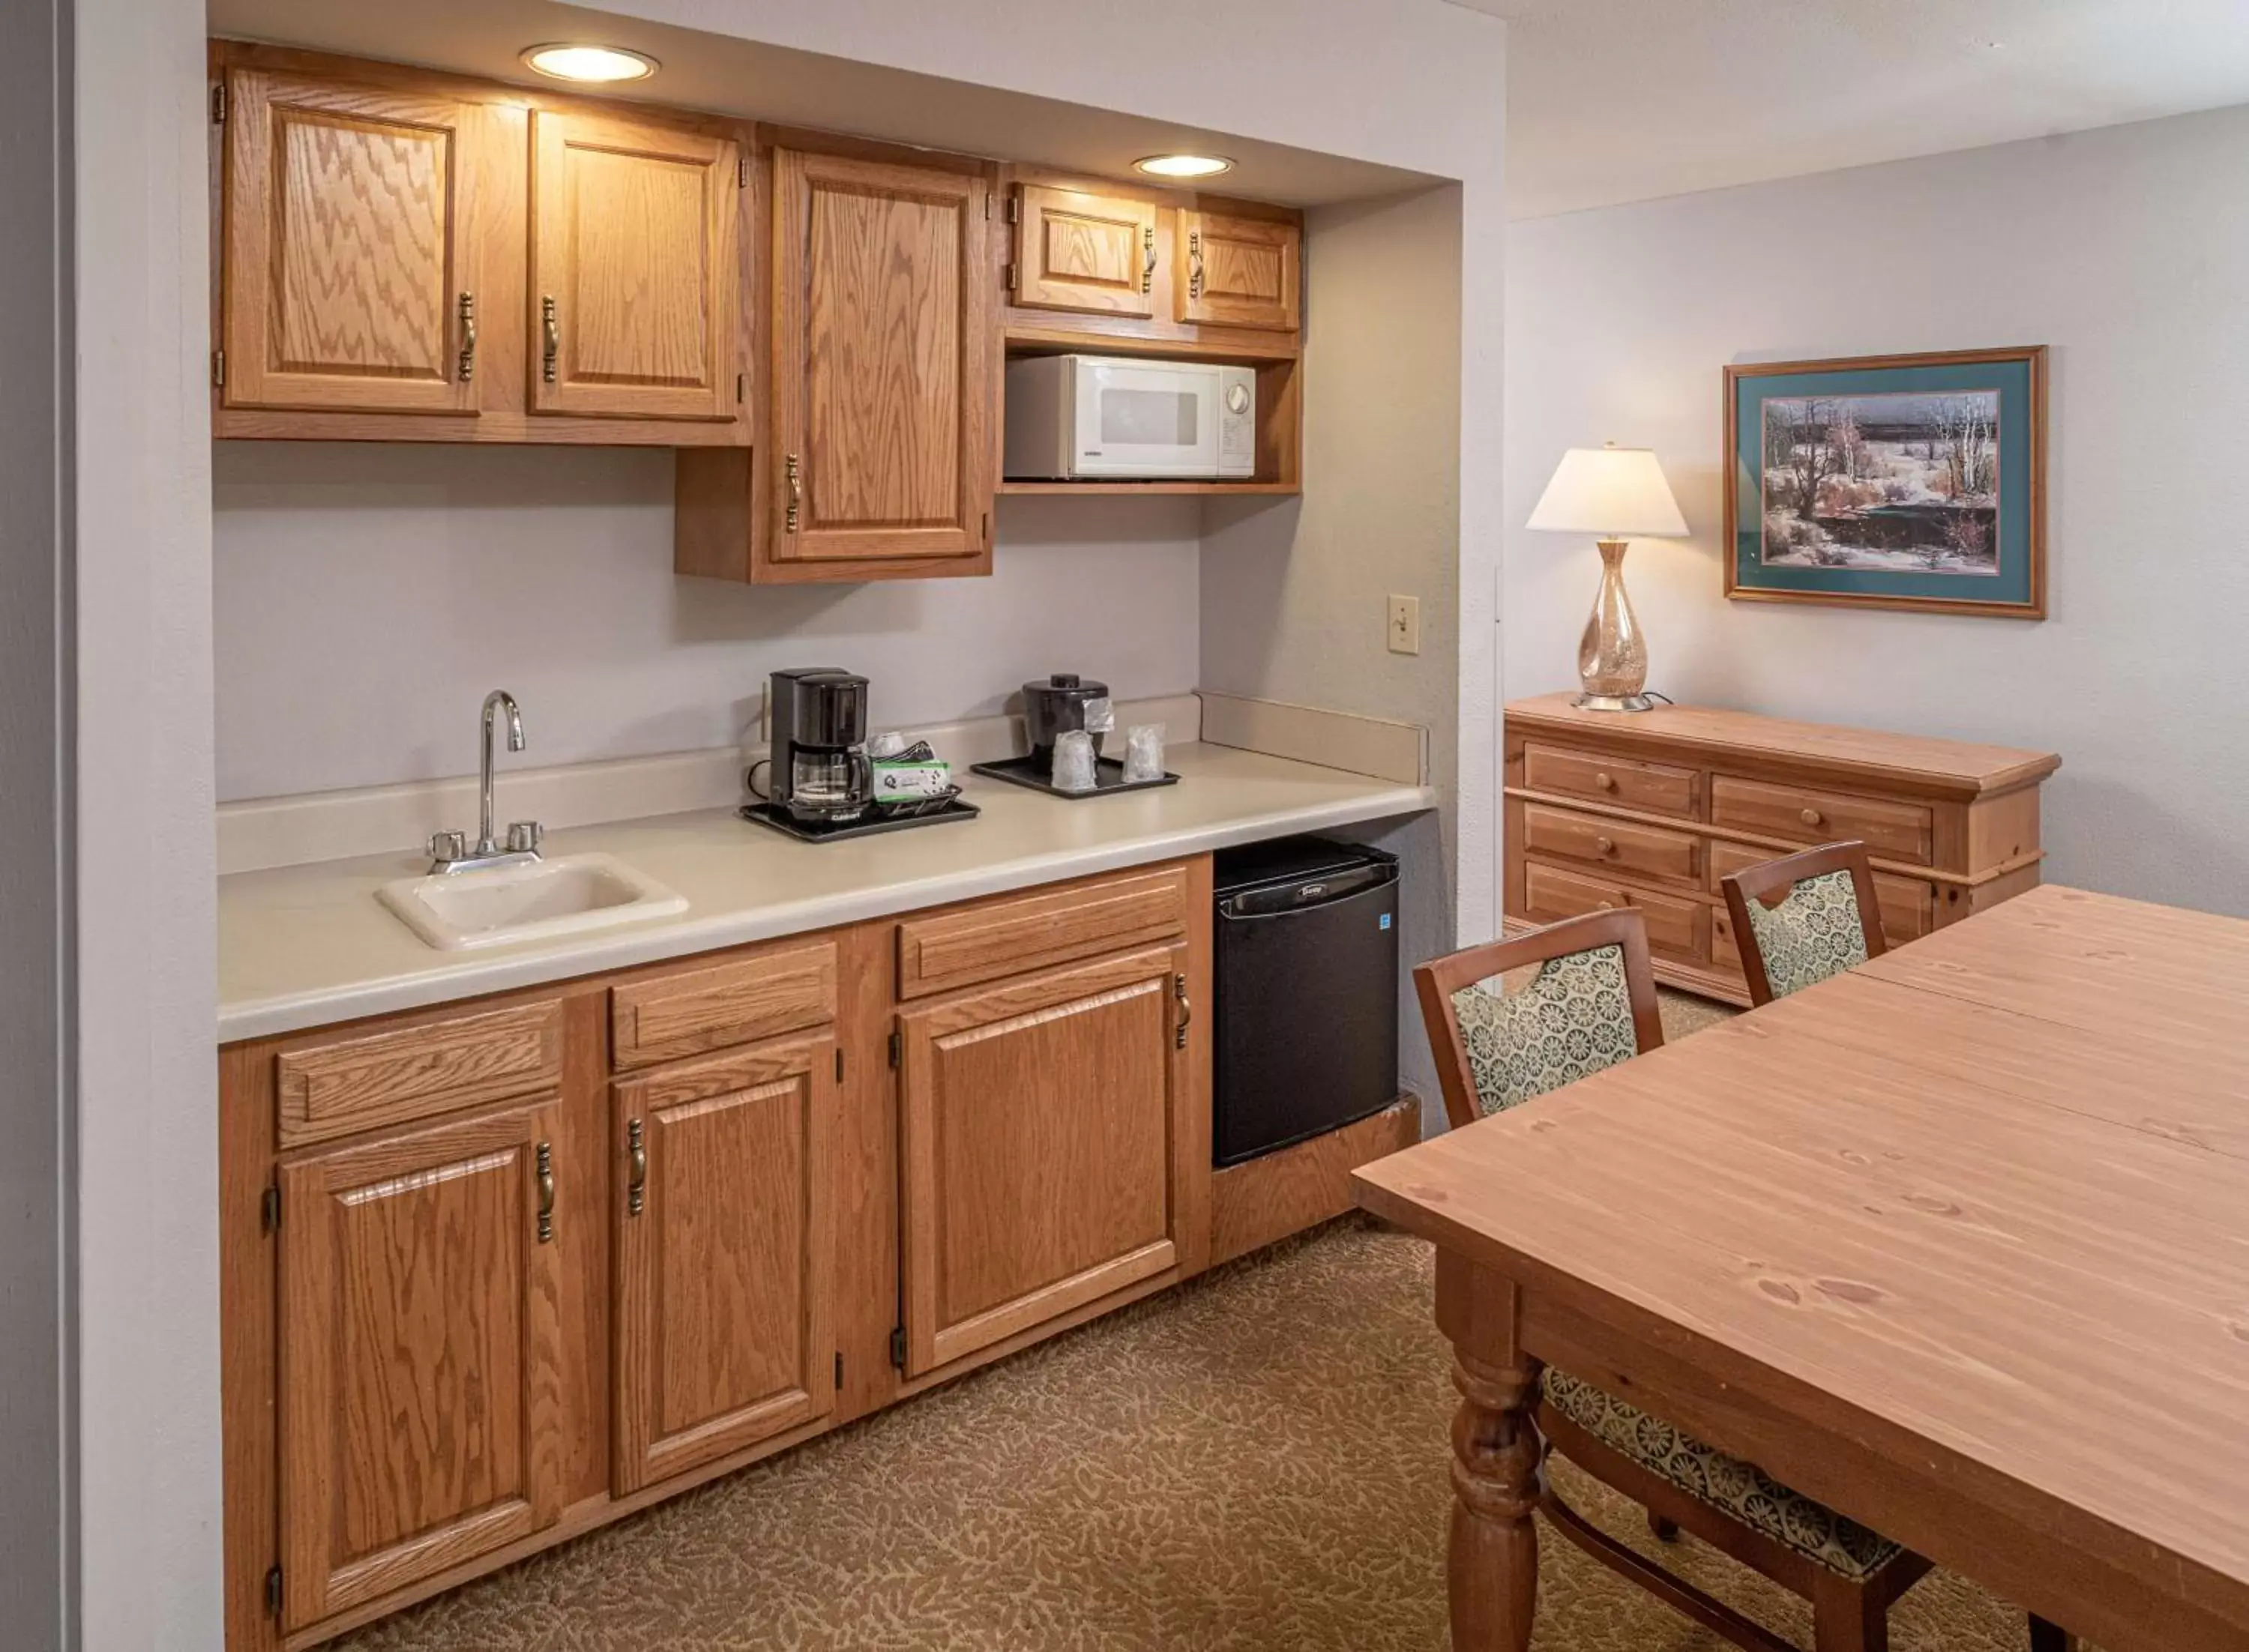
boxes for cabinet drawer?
[275,1000,564,1148]
[1522,863,1703,960]
[1710,776,1932,864]
[1710,839,1933,947]
[1523,743,1700,819]
[611,942,837,1070]
[898,866,1190,999]
[1523,802,1699,887]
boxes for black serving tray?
[738,796,980,842]
[970,756,1181,798]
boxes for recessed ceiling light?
[1135,154,1234,181]
[521,43,659,83]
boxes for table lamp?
[1526,442,1688,712]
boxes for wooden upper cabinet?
[896,943,1191,1378]
[529,109,743,422]
[1175,209,1301,333]
[274,1099,564,1629]
[1011,183,1158,319]
[768,146,994,567]
[220,67,484,415]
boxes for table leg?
[1436,1252,1544,1652]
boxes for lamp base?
[1572,692,1657,714]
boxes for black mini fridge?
[1211,837,1400,1166]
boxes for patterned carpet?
[332,992,2056,1652]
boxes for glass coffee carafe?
[786,746,873,823]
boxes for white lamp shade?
[1526,444,1688,537]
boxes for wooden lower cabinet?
[896,943,1192,1378]
[274,1099,566,1630]
[223,857,1314,1650]
[611,1034,837,1492]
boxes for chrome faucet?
[427,690,544,873]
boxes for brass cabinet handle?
[1799,807,1823,827]
[1594,771,1617,792]
[535,1141,555,1243]
[1174,971,1191,1050]
[1142,226,1156,295]
[627,1118,646,1217]
[541,295,559,384]
[1187,230,1205,301]
[785,453,802,534]
[457,292,477,382]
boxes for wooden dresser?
[1502,695,2061,1005]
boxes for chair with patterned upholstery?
[1720,841,1887,1008]
[1415,908,1938,1652]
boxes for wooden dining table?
[1353,884,2249,1652]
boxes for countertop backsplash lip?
[217,740,1436,1044]
[216,693,1206,875]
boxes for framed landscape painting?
[1723,346,2047,618]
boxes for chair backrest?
[1719,840,1887,1008]
[1413,909,1665,1131]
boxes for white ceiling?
[1459,0,2249,218]
[205,0,1434,206]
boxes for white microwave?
[1004,354,1256,480]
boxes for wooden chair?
[1720,840,1887,1008]
[1416,908,1935,1652]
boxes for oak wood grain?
[1522,861,1703,959]
[529,109,740,422]
[609,941,837,1070]
[768,145,993,568]
[1360,884,2249,1652]
[274,999,564,1148]
[1175,209,1301,332]
[1523,741,1702,819]
[897,942,1190,1377]
[611,1034,837,1492]
[277,1098,564,1627]
[1711,775,1933,865]
[895,865,1189,998]
[1209,1097,1419,1266]
[1012,182,1157,318]
[1523,801,1702,889]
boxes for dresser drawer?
[1710,776,1932,864]
[611,941,837,1070]
[897,865,1190,999]
[1710,839,1934,948]
[276,999,565,1148]
[1522,863,1703,959]
[1523,742,1700,819]
[1523,803,1699,888]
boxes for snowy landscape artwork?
[1759,388,2001,575]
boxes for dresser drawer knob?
[1595,836,1616,855]
[1800,807,1822,827]
[1595,771,1617,792]
[1595,899,1616,911]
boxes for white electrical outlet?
[1386,594,1421,656]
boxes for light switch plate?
[1386,594,1421,656]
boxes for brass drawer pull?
[1174,972,1192,1049]
[1187,230,1205,301]
[785,453,802,534]
[1142,225,1156,295]
[541,295,559,384]
[535,1141,555,1243]
[1800,807,1823,827]
[457,292,477,382]
[627,1118,646,1217]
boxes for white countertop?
[219,743,1434,1043]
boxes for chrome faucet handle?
[506,820,544,855]
[427,830,469,867]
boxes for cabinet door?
[529,109,742,422]
[276,1100,564,1629]
[1011,183,1157,318]
[220,67,484,415]
[1175,209,1301,333]
[769,147,993,567]
[612,1034,837,1492]
[897,944,1190,1377]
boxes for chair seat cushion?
[1542,1366,1904,1579]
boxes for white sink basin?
[377,853,688,951]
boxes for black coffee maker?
[770,667,873,824]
